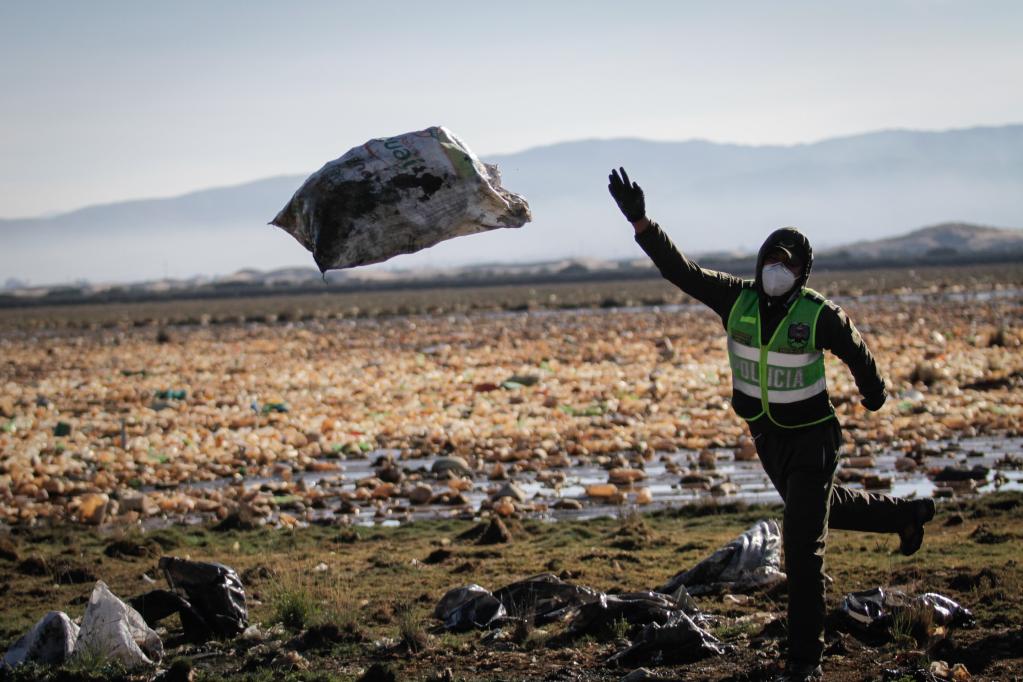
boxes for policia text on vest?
[727,288,833,429]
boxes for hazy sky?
[1,1,1021,218]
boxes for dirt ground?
[1,493,1021,681]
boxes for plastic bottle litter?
[271,126,530,271]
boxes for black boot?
[898,498,935,556]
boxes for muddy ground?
[1,493,1021,681]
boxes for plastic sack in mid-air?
[271,126,531,271]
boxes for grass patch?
[889,601,935,649]
[711,619,762,641]
[609,615,630,641]
[395,600,430,654]
[268,572,320,632]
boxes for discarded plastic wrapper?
[657,519,786,596]
[435,574,603,632]
[491,573,601,625]
[569,590,704,637]
[3,611,79,668]
[840,587,976,633]
[608,612,724,667]
[74,581,163,668]
[271,126,531,271]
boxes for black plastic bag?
[159,557,248,638]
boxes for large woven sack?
[271,126,530,271]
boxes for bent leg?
[828,485,912,533]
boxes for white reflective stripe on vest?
[767,349,822,368]
[728,338,820,368]
[766,377,828,403]
[732,376,761,399]
[727,338,759,362]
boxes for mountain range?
[2,124,1022,286]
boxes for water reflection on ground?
[162,435,1023,529]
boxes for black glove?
[861,389,887,412]
[608,167,646,223]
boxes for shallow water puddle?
[155,435,1023,528]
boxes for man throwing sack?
[608,167,935,681]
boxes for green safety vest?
[726,287,834,428]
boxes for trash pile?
[436,573,724,665]
[430,521,981,669]
[3,557,247,671]
[271,126,530,271]
[433,521,785,665]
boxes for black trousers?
[750,417,913,668]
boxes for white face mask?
[762,262,797,297]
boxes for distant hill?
[2,124,1022,285]
[818,222,1023,262]
[3,222,1019,304]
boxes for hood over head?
[755,227,813,304]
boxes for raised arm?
[608,167,744,322]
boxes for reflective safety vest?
[726,287,834,428]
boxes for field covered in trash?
[1,262,1022,680]
[1,494,1022,681]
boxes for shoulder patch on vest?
[787,322,811,349]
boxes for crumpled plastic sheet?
[842,588,975,631]
[271,126,531,271]
[2,611,79,668]
[607,611,725,667]
[433,584,507,632]
[159,556,249,638]
[657,519,786,596]
[569,591,704,637]
[74,581,163,668]
[436,574,601,631]
[491,573,601,625]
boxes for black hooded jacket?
[635,222,887,430]
[755,227,814,344]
